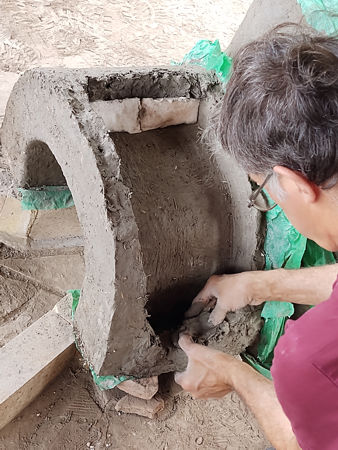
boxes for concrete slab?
[226,0,304,56]
[0,196,36,248]
[0,266,63,347]
[91,98,141,133]
[140,97,199,131]
[0,195,83,250]
[29,207,83,249]
[0,295,75,430]
[0,71,19,127]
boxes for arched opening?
[0,140,84,347]
[23,140,66,187]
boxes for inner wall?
[111,124,233,332]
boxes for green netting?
[242,353,273,380]
[69,289,81,321]
[19,186,74,210]
[178,39,232,83]
[90,369,132,391]
[302,238,336,267]
[298,0,338,35]
[257,199,304,367]
[68,289,133,389]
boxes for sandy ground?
[1,358,268,450]
[0,0,251,71]
[0,1,270,449]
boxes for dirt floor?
[0,1,271,449]
[0,0,251,71]
[0,358,268,450]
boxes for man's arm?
[175,335,300,450]
[186,264,338,325]
[232,359,300,450]
[249,264,337,306]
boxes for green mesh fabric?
[298,0,338,35]
[179,39,232,83]
[19,186,74,210]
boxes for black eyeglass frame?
[248,173,277,212]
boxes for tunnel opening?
[18,140,83,250]
[0,139,84,348]
[110,123,233,336]
[146,280,206,333]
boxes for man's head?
[218,26,338,250]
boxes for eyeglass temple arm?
[248,172,273,207]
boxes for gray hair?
[217,25,338,189]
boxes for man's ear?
[273,166,319,203]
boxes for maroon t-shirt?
[271,276,338,449]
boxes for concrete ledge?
[0,253,84,294]
[0,295,75,431]
[30,208,83,249]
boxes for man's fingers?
[209,305,228,326]
[174,371,185,386]
[185,288,217,318]
[178,333,194,353]
[184,288,210,318]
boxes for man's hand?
[185,273,261,326]
[175,336,300,449]
[174,334,239,399]
[186,264,338,326]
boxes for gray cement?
[1,67,261,377]
[168,306,263,372]
[226,0,305,57]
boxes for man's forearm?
[247,264,338,306]
[226,358,300,450]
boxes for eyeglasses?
[248,173,277,212]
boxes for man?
[175,27,338,450]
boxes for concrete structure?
[1,67,262,378]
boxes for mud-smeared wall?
[113,125,232,331]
